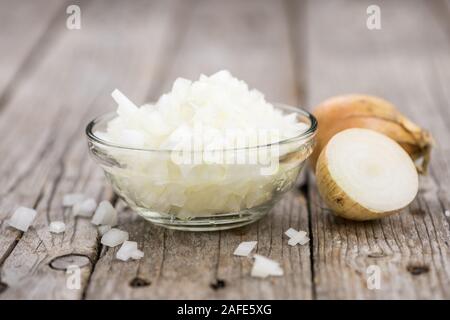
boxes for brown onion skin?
[310,94,433,174]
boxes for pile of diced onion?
[94,71,309,218]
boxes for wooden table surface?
[0,0,449,300]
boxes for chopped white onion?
[101,228,129,247]
[116,240,138,261]
[91,201,117,226]
[251,254,283,278]
[131,249,144,260]
[94,72,310,219]
[98,225,112,236]
[233,241,257,257]
[63,193,86,207]
[8,207,37,232]
[73,198,97,217]
[112,89,138,117]
[49,221,66,234]
[284,228,309,246]
[284,228,298,239]
[119,129,145,148]
[288,234,309,246]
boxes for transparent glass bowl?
[86,104,317,231]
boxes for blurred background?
[1,0,448,122]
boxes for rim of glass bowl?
[86,103,317,153]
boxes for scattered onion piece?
[101,228,129,247]
[284,228,298,239]
[131,249,144,260]
[91,200,118,226]
[8,207,37,232]
[49,221,66,234]
[116,241,138,261]
[288,234,309,246]
[98,225,112,236]
[284,228,309,246]
[63,193,86,207]
[73,198,97,217]
[250,254,283,278]
[233,241,257,257]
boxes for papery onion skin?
[315,146,400,221]
[311,94,433,174]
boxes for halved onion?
[316,128,419,221]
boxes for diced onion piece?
[73,198,97,217]
[250,254,283,278]
[119,129,145,148]
[298,235,310,245]
[233,241,257,257]
[131,249,144,260]
[91,201,118,226]
[101,228,129,247]
[63,193,85,207]
[8,207,37,232]
[98,225,112,236]
[116,241,137,261]
[287,234,309,246]
[112,89,138,117]
[49,221,66,234]
[284,228,298,239]
[285,228,309,246]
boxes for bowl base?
[135,204,273,231]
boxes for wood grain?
[0,0,449,299]
[300,0,450,299]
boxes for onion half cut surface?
[316,128,419,221]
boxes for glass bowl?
[86,104,317,231]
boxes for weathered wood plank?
[0,0,64,107]
[0,0,181,299]
[299,0,450,299]
[85,0,313,299]
[1,0,448,300]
